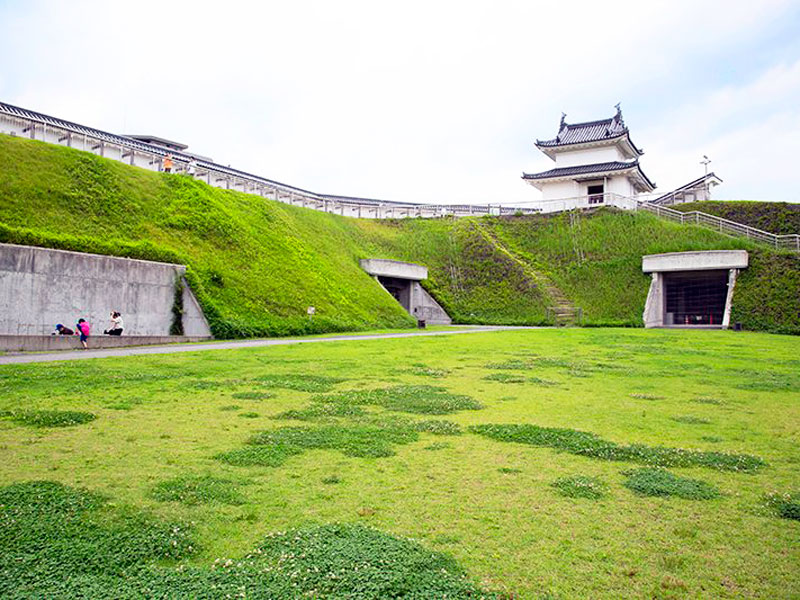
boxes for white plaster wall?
[0,115,27,138]
[605,176,636,197]
[541,180,580,200]
[553,146,625,167]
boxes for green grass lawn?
[1,328,798,598]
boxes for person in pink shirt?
[75,318,91,349]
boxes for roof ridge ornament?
[614,102,625,129]
[556,112,568,142]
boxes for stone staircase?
[547,304,583,327]
[472,220,582,326]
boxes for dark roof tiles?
[522,161,637,180]
[535,107,643,156]
[537,117,626,147]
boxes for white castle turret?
[522,105,655,206]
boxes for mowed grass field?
[1,329,798,599]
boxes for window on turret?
[587,184,604,204]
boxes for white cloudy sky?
[1,0,799,204]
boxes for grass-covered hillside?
[674,200,800,235]
[0,134,417,337]
[1,133,799,335]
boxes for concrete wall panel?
[0,243,211,337]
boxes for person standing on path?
[75,318,91,349]
[163,154,173,173]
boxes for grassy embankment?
[1,133,799,335]
[1,328,798,598]
[674,200,800,235]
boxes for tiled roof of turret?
[522,160,656,191]
[535,106,643,155]
[522,161,636,179]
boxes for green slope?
[674,200,800,235]
[1,133,798,336]
[0,134,415,337]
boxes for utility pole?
[700,155,712,200]
[700,155,711,177]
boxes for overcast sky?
[1,0,799,204]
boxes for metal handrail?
[637,202,799,252]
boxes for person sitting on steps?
[103,311,124,336]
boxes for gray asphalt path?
[0,326,534,365]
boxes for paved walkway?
[0,326,533,365]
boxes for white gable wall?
[605,175,637,197]
[553,145,626,167]
[542,180,580,200]
[540,175,635,201]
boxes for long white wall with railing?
[0,101,538,220]
[1,101,797,251]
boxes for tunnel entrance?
[377,276,411,311]
[641,251,749,329]
[663,270,728,326]
[359,258,452,325]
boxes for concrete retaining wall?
[0,335,211,353]
[0,243,211,337]
[411,283,451,325]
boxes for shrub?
[622,468,721,500]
